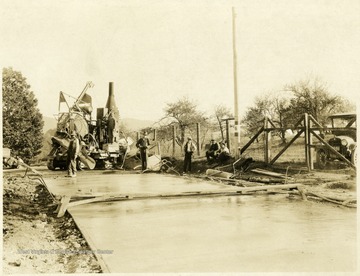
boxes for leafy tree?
[214,104,233,140]
[285,78,349,126]
[2,67,44,163]
[241,78,352,143]
[241,96,271,141]
[163,97,207,147]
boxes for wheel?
[316,149,328,169]
[47,159,55,170]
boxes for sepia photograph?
[1,0,359,274]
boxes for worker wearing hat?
[206,139,220,163]
[136,131,150,171]
[183,136,197,175]
[66,130,80,177]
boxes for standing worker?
[183,136,197,175]
[136,132,150,171]
[67,130,80,177]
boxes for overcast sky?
[1,0,359,121]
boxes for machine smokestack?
[104,82,120,145]
[106,82,117,112]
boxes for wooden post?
[304,113,311,171]
[308,116,314,170]
[196,123,200,156]
[270,130,303,165]
[153,129,157,141]
[226,119,231,153]
[240,126,264,155]
[264,117,270,163]
[172,125,176,157]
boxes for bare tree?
[163,97,206,147]
[285,78,350,126]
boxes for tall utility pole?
[232,7,241,157]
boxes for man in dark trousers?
[136,132,150,171]
[67,130,80,177]
[183,136,197,175]
[206,139,220,163]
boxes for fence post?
[196,123,201,156]
[172,125,176,157]
[153,129,157,141]
[304,113,311,171]
[226,119,231,153]
[264,117,270,163]
[308,115,314,170]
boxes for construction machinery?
[47,82,131,170]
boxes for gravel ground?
[2,173,102,274]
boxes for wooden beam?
[57,195,71,218]
[270,130,304,164]
[267,118,277,129]
[304,113,311,171]
[196,123,201,156]
[57,184,306,216]
[308,114,323,128]
[293,115,305,128]
[264,117,270,163]
[250,168,292,179]
[172,125,176,157]
[240,126,264,155]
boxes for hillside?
[42,116,155,133]
[121,118,156,131]
[43,116,57,133]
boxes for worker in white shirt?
[183,136,197,174]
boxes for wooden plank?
[68,195,132,208]
[205,169,233,179]
[236,183,301,192]
[250,168,291,179]
[67,184,304,207]
[240,126,264,155]
[57,195,71,217]
[17,160,42,176]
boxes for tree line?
[2,67,353,163]
[241,78,354,143]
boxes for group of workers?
[65,129,231,177]
[183,137,231,174]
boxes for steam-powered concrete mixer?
[47,82,131,170]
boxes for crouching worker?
[67,131,80,177]
[217,142,231,165]
[206,139,219,163]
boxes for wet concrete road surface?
[45,173,357,273]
